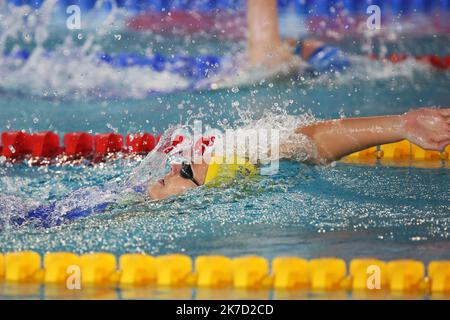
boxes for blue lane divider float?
[5,48,450,82]
[98,52,222,78]
[6,0,450,14]
[4,49,222,79]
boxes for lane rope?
[1,131,449,166]
[0,251,449,295]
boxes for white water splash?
[0,1,191,98]
[0,48,190,98]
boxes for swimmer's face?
[147,162,209,200]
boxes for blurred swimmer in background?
[246,0,350,74]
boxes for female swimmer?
[148,108,450,200]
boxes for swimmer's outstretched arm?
[295,108,450,163]
[247,0,284,66]
[247,0,323,67]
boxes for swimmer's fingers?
[437,120,450,134]
[426,140,450,152]
[439,108,450,117]
[428,133,450,150]
[434,113,450,131]
[436,134,450,143]
[444,121,450,131]
[434,120,450,138]
[437,140,450,151]
[436,109,450,127]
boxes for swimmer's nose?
[169,164,182,176]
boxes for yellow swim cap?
[204,155,257,185]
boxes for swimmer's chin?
[146,186,181,201]
[146,186,157,201]
[147,192,183,202]
[147,184,202,202]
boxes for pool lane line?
[1,252,450,296]
[1,131,449,167]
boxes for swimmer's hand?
[402,108,450,152]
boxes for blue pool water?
[0,3,449,266]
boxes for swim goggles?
[180,162,200,186]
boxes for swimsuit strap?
[132,185,147,194]
[293,40,303,57]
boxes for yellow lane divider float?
[342,141,450,167]
[1,252,450,295]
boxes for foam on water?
[0,48,191,98]
[0,1,192,98]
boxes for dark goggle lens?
[180,163,193,179]
[180,163,200,186]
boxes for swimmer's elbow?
[295,124,340,165]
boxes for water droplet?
[114,34,122,40]
[23,33,31,42]
[77,33,83,40]
[9,145,16,154]
[33,117,39,124]
[231,87,239,93]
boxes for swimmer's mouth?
[158,179,165,186]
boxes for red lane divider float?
[1,131,31,158]
[30,131,62,158]
[63,132,94,158]
[0,131,160,165]
[125,133,156,153]
[95,133,123,155]
[372,54,450,70]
